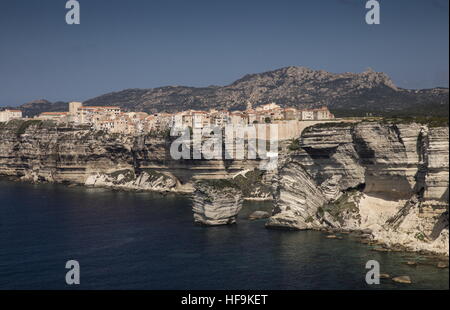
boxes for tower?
[246,101,253,111]
[69,101,82,115]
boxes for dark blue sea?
[0,178,448,290]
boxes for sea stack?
[191,180,243,226]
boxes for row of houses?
[2,102,335,136]
[37,102,172,134]
[171,103,334,129]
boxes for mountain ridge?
[5,66,449,117]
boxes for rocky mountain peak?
[360,67,398,90]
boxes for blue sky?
[0,0,448,106]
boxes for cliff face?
[190,170,273,226]
[1,119,448,253]
[0,120,190,192]
[0,120,262,193]
[267,122,449,255]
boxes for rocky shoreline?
[318,229,449,278]
[188,121,449,256]
[263,122,449,256]
[317,227,449,259]
[0,120,448,256]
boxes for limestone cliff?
[267,122,449,255]
[190,170,273,226]
[192,180,243,225]
[0,120,263,193]
[1,119,448,254]
[0,120,184,192]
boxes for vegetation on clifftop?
[196,179,239,190]
[302,121,354,134]
[380,116,449,128]
[231,169,272,197]
[196,169,271,197]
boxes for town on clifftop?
[0,102,335,139]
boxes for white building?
[211,110,230,127]
[301,110,315,120]
[38,112,68,121]
[172,112,187,129]
[230,111,247,125]
[255,103,281,111]
[314,107,335,120]
[192,111,210,129]
[0,109,23,122]
[76,106,121,124]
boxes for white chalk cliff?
[0,120,448,254]
[192,181,243,225]
[267,122,449,255]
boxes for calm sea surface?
[0,178,448,290]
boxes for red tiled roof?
[41,112,68,115]
[79,106,121,110]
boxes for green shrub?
[16,120,43,136]
[415,232,426,241]
[305,216,314,223]
[288,138,301,151]
[231,169,271,197]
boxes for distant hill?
[3,100,69,117]
[10,67,449,117]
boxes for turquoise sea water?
[0,179,448,290]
